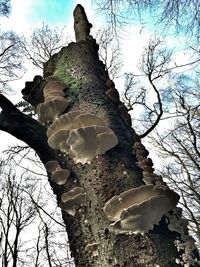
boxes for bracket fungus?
[51,168,70,185]
[48,130,70,152]
[85,243,99,257]
[43,81,67,95]
[45,160,70,185]
[44,92,65,102]
[59,187,86,216]
[45,160,60,173]
[106,79,115,88]
[106,88,120,104]
[46,111,106,138]
[47,111,118,164]
[36,81,69,123]
[67,125,118,164]
[103,185,179,234]
[37,98,69,123]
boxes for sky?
[0,0,194,162]
[2,0,101,31]
[0,0,155,105]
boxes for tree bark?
[0,26,199,267]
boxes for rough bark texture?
[0,7,199,267]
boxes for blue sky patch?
[28,0,75,26]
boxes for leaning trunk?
[0,5,199,267]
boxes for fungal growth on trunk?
[47,111,118,164]
[36,81,69,123]
[45,160,60,173]
[59,187,86,216]
[103,185,179,234]
[45,160,70,185]
[106,88,120,104]
[85,243,99,257]
[133,139,169,189]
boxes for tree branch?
[0,94,56,164]
[138,75,163,139]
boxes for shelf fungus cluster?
[103,185,179,235]
[45,160,70,185]
[105,78,132,128]
[59,187,86,216]
[36,81,69,123]
[133,139,168,189]
[85,243,99,257]
[46,111,118,164]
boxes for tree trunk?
[0,8,199,267]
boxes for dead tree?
[0,5,199,267]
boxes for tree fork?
[0,4,199,267]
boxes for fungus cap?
[47,111,118,164]
[109,195,169,234]
[51,168,70,185]
[67,126,98,164]
[106,79,115,88]
[106,88,120,104]
[67,125,118,164]
[103,185,179,234]
[43,81,67,94]
[44,88,65,96]
[47,111,106,138]
[44,92,65,102]
[37,98,69,123]
[47,111,81,138]
[45,160,60,173]
[59,187,86,216]
[48,130,70,152]
[96,128,118,155]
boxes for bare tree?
[94,27,123,79]
[149,74,200,247]
[94,0,200,42]
[0,2,23,93]
[122,37,174,138]
[0,0,11,16]
[0,159,74,267]
[20,24,70,69]
[0,31,23,92]
[121,38,200,248]
[0,167,37,267]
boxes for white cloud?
[0,0,42,33]
[120,25,151,74]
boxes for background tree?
[19,23,70,69]
[121,37,200,248]
[0,0,10,16]
[149,74,200,247]
[94,0,200,43]
[0,0,23,93]
[94,27,123,79]
[122,37,173,137]
[0,157,74,267]
[0,31,23,92]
